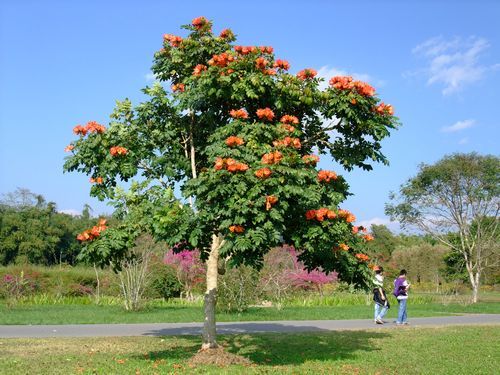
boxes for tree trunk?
[471,272,480,303]
[202,234,222,349]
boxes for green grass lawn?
[1,325,499,374]
[1,301,499,325]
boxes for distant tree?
[387,153,500,302]
[365,224,399,263]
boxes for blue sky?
[1,0,499,232]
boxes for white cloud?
[317,66,385,91]
[58,209,81,216]
[411,36,498,95]
[358,217,400,233]
[441,119,476,133]
[458,137,469,145]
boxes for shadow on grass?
[141,325,390,366]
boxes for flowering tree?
[163,247,206,300]
[64,16,398,350]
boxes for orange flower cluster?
[229,225,245,233]
[280,115,299,125]
[302,154,320,165]
[375,102,394,115]
[339,243,350,251]
[259,46,274,54]
[208,52,235,68]
[273,59,290,70]
[318,170,337,182]
[329,76,375,97]
[219,29,234,39]
[256,108,275,121]
[192,16,209,30]
[234,46,257,55]
[296,68,317,80]
[214,158,248,172]
[255,57,269,70]
[329,76,354,90]
[73,121,106,136]
[351,98,357,105]
[229,108,249,119]
[352,226,359,234]
[363,234,374,241]
[254,167,272,179]
[263,68,277,76]
[305,208,337,222]
[265,195,278,210]
[86,121,106,134]
[355,253,369,262]
[281,124,295,132]
[193,64,207,77]
[90,177,103,184]
[77,218,107,242]
[171,83,185,92]
[338,209,356,223]
[354,81,375,97]
[163,34,182,47]
[64,145,74,152]
[273,137,301,149]
[261,151,283,164]
[226,136,244,147]
[110,146,128,156]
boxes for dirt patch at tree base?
[187,346,253,367]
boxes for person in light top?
[372,266,389,324]
[394,269,411,325]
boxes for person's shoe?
[375,319,384,324]
[403,321,409,325]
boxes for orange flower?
[229,108,249,119]
[302,155,319,165]
[363,234,374,241]
[273,137,301,149]
[216,158,248,172]
[255,167,272,179]
[329,76,354,90]
[73,125,87,136]
[259,46,274,54]
[234,46,257,55]
[282,124,295,133]
[265,195,278,210]
[90,177,103,184]
[352,226,359,234]
[355,253,369,262]
[214,157,225,170]
[280,115,299,125]
[338,209,356,223]
[273,59,290,70]
[219,29,234,39]
[255,57,269,70]
[163,34,183,47]
[297,68,317,80]
[229,225,245,233]
[193,64,207,77]
[85,121,106,134]
[318,170,337,182]
[305,210,316,220]
[326,210,336,219]
[346,214,356,223]
[339,243,349,251]
[192,16,209,30]
[256,108,275,121]
[264,69,277,76]
[77,218,107,242]
[110,146,128,156]
[351,98,357,105]
[226,136,244,147]
[208,52,235,68]
[64,145,74,152]
[354,81,375,97]
[171,83,185,92]
[376,102,394,115]
[316,207,329,221]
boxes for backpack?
[393,277,406,297]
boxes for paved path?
[1,314,499,338]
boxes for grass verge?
[0,301,499,325]
[0,325,498,374]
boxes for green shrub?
[217,265,261,312]
[145,263,182,299]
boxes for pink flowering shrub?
[163,246,205,300]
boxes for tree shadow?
[140,323,390,366]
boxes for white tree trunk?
[201,234,222,349]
